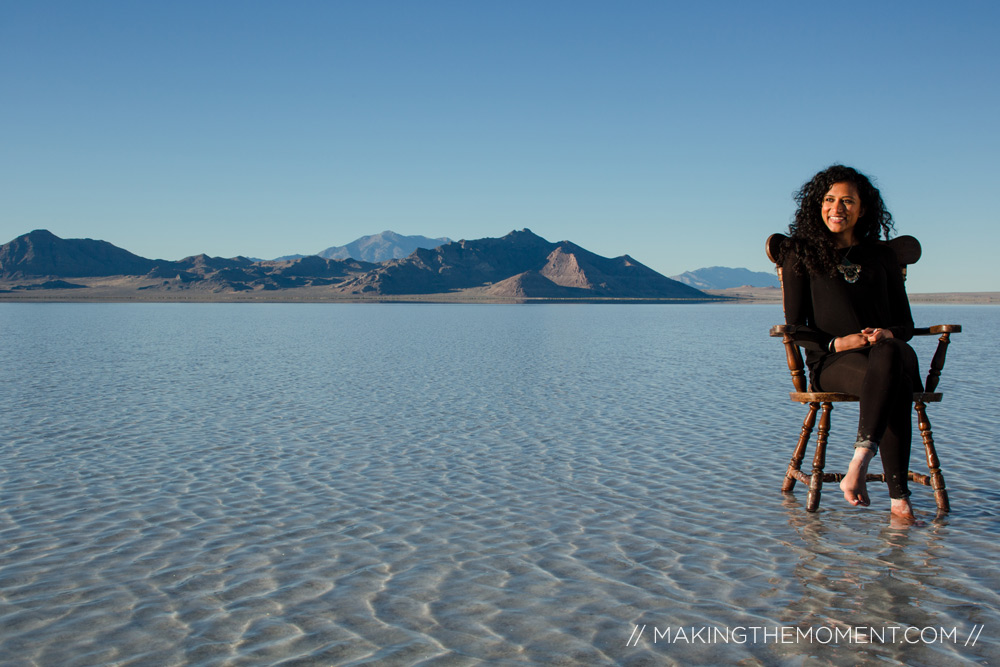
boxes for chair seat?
[789,392,943,403]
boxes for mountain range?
[670,266,779,290]
[269,231,452,263]
[0,229,709,300]
[318,231,451,262]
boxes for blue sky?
[2,1,997,292]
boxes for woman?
[779,165,921,522]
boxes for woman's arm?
[781,253,833,353]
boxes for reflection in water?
[776,496,985,665]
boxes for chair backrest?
[766,234,921,284]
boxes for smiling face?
[821,181,865,247]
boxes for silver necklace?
[837,246,861,283]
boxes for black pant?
[813,339,922,499]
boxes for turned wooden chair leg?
[783,402,818,493]
[915,401,950,513]
[807,402,833,512]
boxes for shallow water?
[1,303,997,666]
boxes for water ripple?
[0,303,997,666]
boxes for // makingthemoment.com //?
[625,624,985,647]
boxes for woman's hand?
[831,328,894,352]
[862,327,894,344]
[832,333,870,352]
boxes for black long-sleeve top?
[782,242,915,372]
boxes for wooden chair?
[766,234,961,513]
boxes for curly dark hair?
[780,165,895,276]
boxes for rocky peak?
[0,229,159,278]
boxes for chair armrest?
[769,325,809,392]
[913,324,962,335]
[769,325,820,348]
[774,324,962,339]
[770,324,792,337]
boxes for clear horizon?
[2,1,997,292]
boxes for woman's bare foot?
[840,448,874,507]
[890,497,917,524]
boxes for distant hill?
[317,231,451,263]
[0,229,709,300]
[0,230,378,292]
[138,253,379,293]
[671,266,779,290]
[0,229,162,278]
[336,229,706,299]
